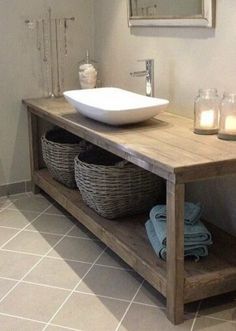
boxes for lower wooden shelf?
[34,169,236,304]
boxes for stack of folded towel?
[145,202,213,261]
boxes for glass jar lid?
[198,88,218,98]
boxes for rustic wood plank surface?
[166,182,185,324]
[34,169,236,305]
[27,111,40,194]
[34,169,168,298]
[23,97,236,183]
[24,98,236,325]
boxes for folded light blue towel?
[146,220,209,261]
[150,216,212,247]
[150,202,202,225]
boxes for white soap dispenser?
[79,50,97,89]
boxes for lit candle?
[200,109,215,128]
[225,115,236,133]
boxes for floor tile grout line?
[0,276,18,282]
[49,323,84,331]
[0,225,101,242]
[42,212,73,218]
[1,271,236,325]
[15,280,72,293]
[0,247,92,263]
[73,290,131,303]
[3,300,235,331]
[94,263,133,272]
[0,226,65,236]
[3,198,56,214]
[0,246,133,271]
[43,212,76,217]
[0,312,84,331]
[0,274,169,307]
[131,299,200,319]
[1,197,235,330]
[0,248,44,257]
[0,193,33,212]
[0,201,17,214]
[8,193,48,201]
[0,226,20,230]
[0,192,44,205]
[201,315,236,324]
[19,192,47,199]
[7,207,65,213]
[130,301,199,318]
[0,276,71,292]
[114,279,145,331]
[23,230,101,242]
[28,254,93,266]
[0,312,46,325]
[1,211,71,219]
[0,203,54,250]
[0,196,8,201]
[8,192,32,198]
[1,193,29,201]
[132,300,166,310]
[0,223,76,305]
[0,275,132,303]
[41,246,108,331]
[190,301,202,331]
[0,273,170,312]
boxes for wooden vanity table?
[23,97,236,325]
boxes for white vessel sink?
[64,87,169,125]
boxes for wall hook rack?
[25,8,75,98]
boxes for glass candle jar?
[194,88,220,135]
[218,93,236,140]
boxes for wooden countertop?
[23,97,236,183]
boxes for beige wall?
[1,0,235,234]
[0,0,94,186]
[94,0,236,234]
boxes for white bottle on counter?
[78,51,98,89]
[79,63,97,89]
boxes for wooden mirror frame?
[128,0,215,28]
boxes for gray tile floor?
[0,193,235,331]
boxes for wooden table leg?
[27,109,40,194]
[166,180,185,324]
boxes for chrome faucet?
[130,59,154,97]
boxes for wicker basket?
[42,129,88,188]
[74,147,164,219]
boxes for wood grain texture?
[34,169,236,305]
[24,98,236,325]
[166,181,185,324]
[23,97,236,184]
[184,221,236,302]
[34,169,167,297]
[27,110,40,194]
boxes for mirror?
[128,0,215,27]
